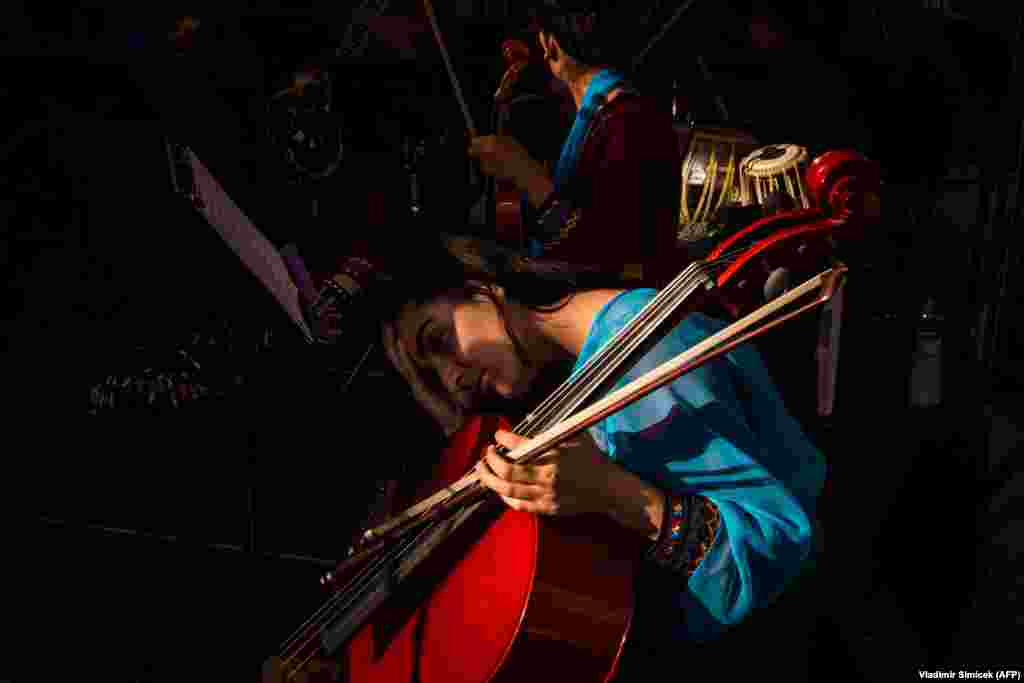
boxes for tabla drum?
[676,125,760,243]
[739,144,811,210]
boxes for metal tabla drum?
[739,144,811,210]
[676,126,760,242]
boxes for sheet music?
[187,149,313,343]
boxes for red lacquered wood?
[709,207,828,261]
[340,415,638,683]
[492,40,531,248]
[711,150,880,263]
[712,220,846,319]
[311,150,884,683]
[702,148,880,319]
[805,149,881,214]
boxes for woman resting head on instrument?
[469,0,681,285]
[378,233,826,652]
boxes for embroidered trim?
[680,496,721,576]
[533,197,573,248]
[530,87,641,250]
[583,88,641,149]
[647,494,721,578]
[542,207,581,252]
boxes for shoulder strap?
[566,85,644,193]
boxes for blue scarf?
[527,69,627,256]
[553,69,628,192]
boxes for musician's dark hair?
[371,233,627,325]
[527,1,628,69]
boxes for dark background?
[3,1,1022,680]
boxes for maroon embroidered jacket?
[535,93,683,287]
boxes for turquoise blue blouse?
[573,289,826,641]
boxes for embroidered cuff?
[533,199,584,257]
[646,494,721,578]
[305,257,378,344]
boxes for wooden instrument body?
[708,149,881,318]
[340,414,638,683]
[491,40,531,248]
[293,149,883,683]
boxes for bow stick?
[361,264,847,544]
[422,0,478,137]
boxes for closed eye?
[427,328,446,354]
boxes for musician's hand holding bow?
[468,135,548,191]
[476,430,667,541]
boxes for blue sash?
[527,69,627,256]
[553,69,628,192]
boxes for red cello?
[490,39,532,248]
[265,150,880,683]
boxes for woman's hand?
[476,430,668,541]
[468,135,544,189]
[475,429,617,516]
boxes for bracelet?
[646,492,688,564]
[646,492,721,578]
[673,496,720,576]
[688,497,721,575]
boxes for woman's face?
[395,291,540,411]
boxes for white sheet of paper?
[187,149,313,342]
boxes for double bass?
[414,1,540,249]
[489,39,531,248]
[265,149,881,682]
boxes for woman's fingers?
[476,456,547,501]
[498,494,561,515]
[493,429,524,447]
[483,448,556,484]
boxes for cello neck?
[363,260,847,545]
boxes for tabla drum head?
[743,144,808,177]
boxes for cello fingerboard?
[321,499,489,654]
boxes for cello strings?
[278,246,752,672]
[282,496,496,674]
[353,262,729,539]
[518,263,715,435]
[512,250,746,439]
[514,249,743,434]
[372,250,748,523]
[280,518,436,670]
[512,262,708,436]
[363,251,747,539]
[399,264,717,512]
[279,510,442,656]
[447,254,744,503]
[280,248,750,675]
[377,250,748,537]
[279,537,411,660]
[280,488,494,667]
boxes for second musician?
[469,0,682,287]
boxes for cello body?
[340,414,640,683]
[281,148,883,683]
